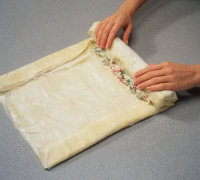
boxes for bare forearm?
[120,0,148,16]
[193,64,200,86]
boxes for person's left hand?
[94,5,133,49]
[134,62,200,91]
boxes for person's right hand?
[134,62,200,91]
[94,5,133,49]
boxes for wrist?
[120,0,148,17]
[119,2,135,17]
[192,64,200,86]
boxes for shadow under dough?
[164,87,200,122]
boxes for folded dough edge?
[38,104,157,168]
[0,38,91,93]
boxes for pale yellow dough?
[0,22,177,169]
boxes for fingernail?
[147,87,151,91]
[138,85,142,89]
[126,40,128,44]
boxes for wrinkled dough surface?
[0,22,177,168]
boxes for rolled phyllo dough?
[0,22,177,169]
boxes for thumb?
[122,23,133,44]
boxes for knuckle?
[98,22,103,27]
[147,66,152,71]
[164,61,171,66]
[169,68,174,74]
[98,27,103,34]
[104,28,110,34]
[147,71,154,78]
[101,32,107,38]
[170,74,176,80]
[151,78,157,84]
[141,83,146,88]
[165,67,173,74]
[101,22,106,28]
[100,39,105,45]
[166,61,170,65]
[110,29,117,34]
[102,19,107,23]
[103,18,108,22]
[160,84,166,89]
[97,34,101,39]
[116,17,122,22]
[101,24,106,29]
[136,77,142,83]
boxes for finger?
[134,64,163,78]
[95,23,103,45]
[147,83,176,91]
[106,24,121,48]
[122,24,133,44]
[137,76,169,90]
[96,21,108,46]
[99,22,114,49]
[134,69,166,86]
[94,22,102,37]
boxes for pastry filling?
[93,44,150,103]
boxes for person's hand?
[94,5,133,49]
[134,62,200,91]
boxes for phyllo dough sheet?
[0,22,177,169]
